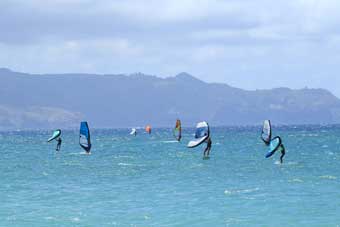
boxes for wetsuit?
[279,144,285,164]
[56,138,62,151]
[204,137,212,157]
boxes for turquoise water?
[1,126,340,226]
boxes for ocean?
[0,125,339,226]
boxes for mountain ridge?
[0,68,339,130]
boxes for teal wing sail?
[265,136,281,158]
[47,129,61,142]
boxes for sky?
[1,0,340,96]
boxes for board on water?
[261,120,272,145]
[173,119,182,141]
[79,121,91,152]
[47,129,61,142]
[265,136,282,158]
[187,121,210,148]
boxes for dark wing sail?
[79,122,91,152]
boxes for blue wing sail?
[265,136,281,158]
[79,122,91,152]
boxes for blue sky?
[1,0,340,96]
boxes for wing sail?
[187,121,210,148]
[261,120,272,145]
[47,129,61,142]
[265,136,282,158]
[145,125,152,134]
[79,122,91,152]
[130,128,137,135]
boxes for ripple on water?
[2,127,340,226]
[319,175,337,180]
[224,187,260,195]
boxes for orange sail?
[145,125,152,134]
[173,119,182,141]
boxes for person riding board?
[278,143,285,164]
[203,136,212,158]
[56,137,62,151]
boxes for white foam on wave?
[301,133,319,137]
[162,140,178,143]
[278,161,299,166]
[288,178,304,183]
[319,175,337,180]
[274,160,296,165]
[224,187,259,195]
[114,155,134,159]
[118,162,145,167]
[45,216,57,220]
[70,217,80,222]
[68,152,90,155]
[118,162,133,166]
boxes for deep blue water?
[1,125,340,226]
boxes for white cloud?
[0,38,144,74]
[1,0,340,96]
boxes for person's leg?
[206,147,211,156]
[280,151,285,163]
[203,147,208,157]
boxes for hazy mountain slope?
[1,68,340,129]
